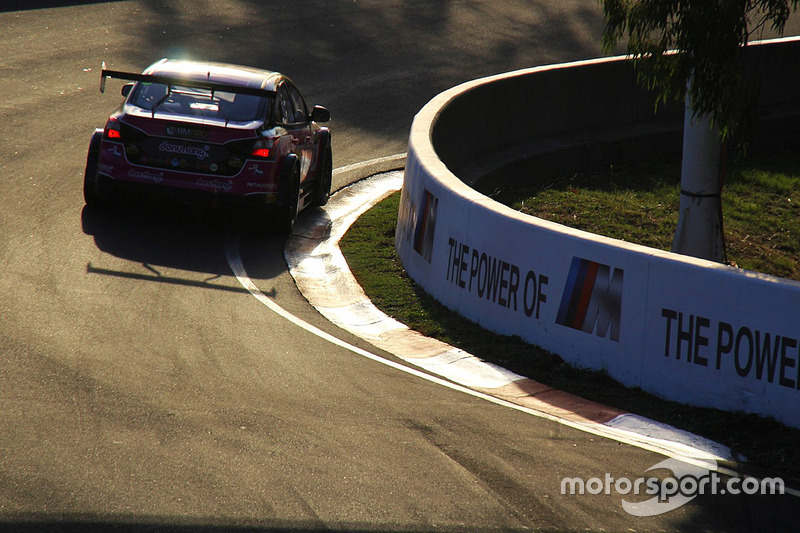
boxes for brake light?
[104,117,122,140]
[250,138,274,159]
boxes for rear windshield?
[129,82,271,123]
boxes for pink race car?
[84,58,332,231]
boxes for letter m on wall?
[556,257,624,341]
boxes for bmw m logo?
[556,257,623,342]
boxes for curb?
[285,169,737,464]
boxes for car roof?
[142,58,284,92]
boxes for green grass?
[339,161,800,479]
[724,158,800,278]
[488,154,800,280]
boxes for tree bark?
[671,93,727,263]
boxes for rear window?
[129,82,271,123]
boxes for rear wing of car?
[99,65,275,99]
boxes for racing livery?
[84,58,332,231]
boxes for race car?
[84,58,332,231]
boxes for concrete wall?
[396,38,800,429]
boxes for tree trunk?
[671,94,726,263]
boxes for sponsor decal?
[165,125,208,140]
[446,237,549,319]
[98,163,114,173]
[556,257,624,341]
[412,189,438,263]
[398,186,549,321]
[195,177,233,192]
[108,145,123,157]
[158,140,210,161]
[127,169,164,183]
[248,163,264,176]
[661,308,800,390]
[396,188,415,246]
[247,181,275,190]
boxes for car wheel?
[280,164,300,233]
[83,130,106,207]
[312,144,332,207]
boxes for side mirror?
[310,105,330,123]
[121,83,134,98]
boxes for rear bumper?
[94,172,278,209]
[97,139,280,208]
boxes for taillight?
[249,138,275,159]
[104,117,122,140]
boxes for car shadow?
[81,200,291,283]
[0,0,126,12]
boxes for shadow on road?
[80,201,290,282]
[0,518,529,533]
[0,0,126,12]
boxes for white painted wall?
[396,40,800,429]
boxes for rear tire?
[312,144,332,207]
[83,130,106,207]
[280,164,300,234]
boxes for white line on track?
[224,157,800,495]
[332,153,407,176]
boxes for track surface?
[2,2,799,531]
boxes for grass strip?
[486,154,800,280]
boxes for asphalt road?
[1,1,799,531]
